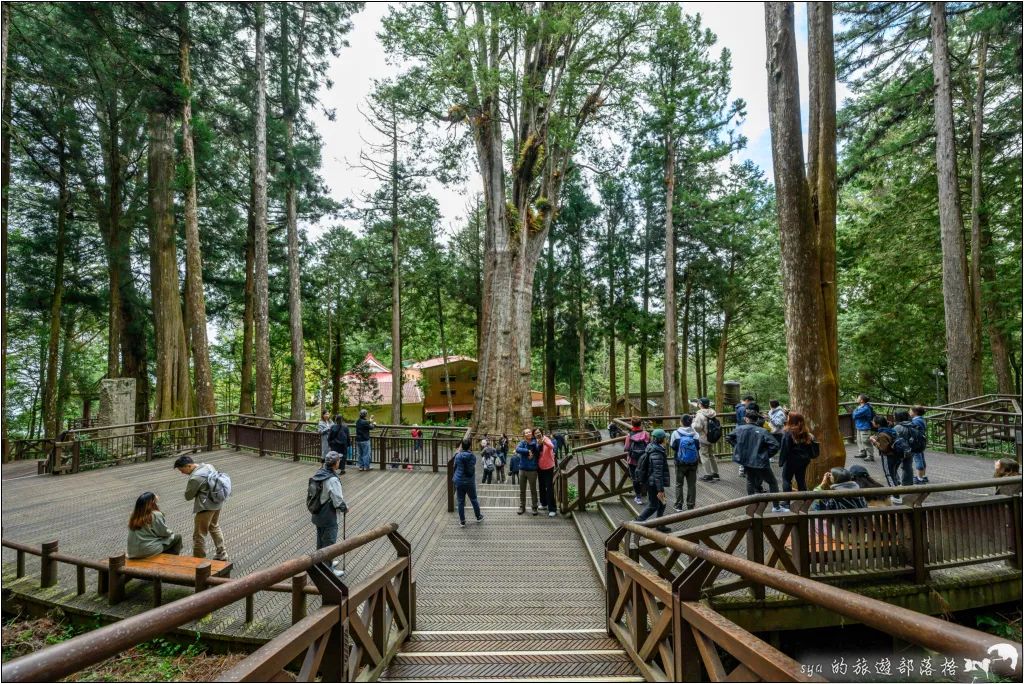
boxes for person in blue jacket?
[734,395,754,476]
[910,405,928,484]
[515,428,540,515]
[851,394,876,461]
[452,437,483,527]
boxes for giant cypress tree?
[765,2,844,476]
[381,3,654,434]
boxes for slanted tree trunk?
[662,131,678,418]
[253,4,273,417]
[544,234,556,419]
[43,127,69,438]
[764,1,844,478]
[179,4,215,416]
[148,110,192,421]
[239,164,256,414]
[930,1,982,402]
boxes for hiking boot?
[699,475,714,482]
[712,474,721,480]
[213,553,229,562]
[517,508,525,515]
[476,515,484,523]
[532,509,539,516]
[914,477,924,485]
[656,526,672,534]
[772,505,790,513]
[865,457,875,462]
[539,505,547,511]
[855,453,867,459]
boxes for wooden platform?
[109,553,233,579]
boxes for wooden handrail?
[1,523,400,683]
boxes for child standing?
[481,439,496,484]
[508,449,521,485]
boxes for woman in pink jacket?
[623,416,650,505]
[533,427,558,517]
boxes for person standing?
[355,409,376,471]
[516,428,540,515]
[453,437,483,526]
[852,394,876,461]
[535,427,557,517]
[309,452,348,563]
[495,434,509,482]
[173,456,229,561]
[910,405,929,484]
[779,411,814,509]
[480,438,496,485]
[692,398,721,483]
[670,415,700,512]
[317,411,333,461]
[623,416,651,505]
[127,492,183,559]
[725,404,785,511]
[411,425,423,465]
[734,395,755,476]
[328,415,350,473]
[634,429,671,533]
[608,421,620,439]
[767,400,787,449]
[552,430,568,462]
[508,447,521,485]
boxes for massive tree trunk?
[680,270,691,412]
[390,113,402,426]
[1,51,11,436]
[179,4,216,416]
[764,1,844,478]
[103,98,121,380]
[437,282,454,424]
[662,131,678,418]
[148,110,192,421]
[56,306,77,428]
[253,4,273,417]
[544,234,556,419]
[968,31,1013,395]
[640,199,651,417]
[715,308,731,415]
[279,5,307,421]
[239,164,256,414]
[607,207,617,422]
[42,128,69,438]
[930,1,983,402]
[577,276,586,423]
[622,342,630,414]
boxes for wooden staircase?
[380,629,642,681]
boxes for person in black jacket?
[327,415,350,473]
[779,411,814,508]
[634,429,671,533]
[725,404,784,511]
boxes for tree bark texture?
[147,110,192,421]
[544,234,556,419]
[662,131,678,418]
[390,114,402,426]
[764,1,844,479]
[239,164,256,415]
[1,51,11,436]
[42,129,68,438]
[930,1,983,402]
[437,283,454,424]
[179,4,216,416]
[680,270,691,412]
[607,208,617,420]
[640,199,651,417]
[253,4,273,418]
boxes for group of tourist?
[316,409,378,471]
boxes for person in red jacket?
[533,427,558,517]
[623,416,651,505]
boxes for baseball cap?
[652,428,667,441]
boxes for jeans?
[482,469,494,484]
[883,453,913,488]
[744,466,780,497]
[192,509,226,559]
[912,452,926,471]
[316,521,338,550]
[674,464,698,510]
[357,440,371,469]
[856,430,876,459]
[496,465,506,482]
[628,463,645,499]
[456,481,482,522]
[519,470,538,510]
[698,442,719,477]
[538,467,556,510]
[162,534,183,556]
[781,460,808,506]
[637,487,666,522]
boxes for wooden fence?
[1,523,413,683]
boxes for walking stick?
[340,511,347,576]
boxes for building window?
[441,390,456,396]
[471,376,478,381]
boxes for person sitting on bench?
[812,468,867,511]
[127,492,182,559]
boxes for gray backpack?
[204,469,232,505]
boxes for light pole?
[932,368,945,406]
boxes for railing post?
[447,457,455,513]
[146,428,154,462]
[292,424,301,462]
[577,466,585,513]
[153,578,162,606]
[431,434,439,473]
[745,505,766,600]
[40,540,59,588]
[107,553,126,604]
[195,562,211,593]
[1010,494,1023,570]
[292,572,308,623]
[2,437,9,464]
[790,500,811,577]
[206,423,214,452]
[50,443,62,475]
[245,594,255,623]
[905,494,929,584]
[71,441,81,474]
[76,565,87,596]
[379,437,386,470]
[390,530,415,633]
[944,419,954,454]
[16,549,25,578]
[259,421,267,457]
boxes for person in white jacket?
[691,398,720,482]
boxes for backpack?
[705,416,723,444]
[890,435,911,457]
[627,435,647,464]
[635,449,651,484]
[906,424,927,453]
[675,433,699,465]
[204,470,232,505]
[307,477,326,514]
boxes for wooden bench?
[100,553,232,605]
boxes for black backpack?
[634,448,651,484]
[628,436,648,463]
[907,425,927,453]
[307,477,325,515]
[705,416,723,444]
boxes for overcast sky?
[308,2,838,239]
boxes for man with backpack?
[670,415,700,512]
[174,456,230,561]
[308,452,348,570]
[910,405,929,484]
[870,413,912,504]
[453,437,484,526]
[692,398,721,483]
[852,394,876,461]
[634,429,671,532]
[327,415,350,472]
[734,395,755,476]
[725,404,785,511]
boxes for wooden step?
[381,629,641,681]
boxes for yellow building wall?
[341,403,424,426]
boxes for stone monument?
[98,378,137,458]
